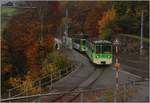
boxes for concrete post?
[50,74,53,89]
[66,67,68,74]
[8,89,11,98]
[59,70,61,79]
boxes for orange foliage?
[84,7,103,37]
[25,43,40,69]
[98,8,116,34]
[43,35,54,52]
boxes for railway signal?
[113,39,121,102]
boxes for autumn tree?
[1,38,13,96]
[97,8,116,40]
[3,1,61,75]
[1,39,12,73]
[43,35,54,52]
[25,43,40,69]
[83,1,112,38]
[113,1,149,37]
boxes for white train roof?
[88,39,111,44]
[93,40,111,44]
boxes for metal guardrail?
[6,62,81,99]
[1,80,137,102]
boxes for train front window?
[82,40,86,46]
[102,45,111,53]
[96,45,101,53]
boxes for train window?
[102,44,111,53]
[82,40,86,46]
[74,38,80,44]
[96,45,101,53]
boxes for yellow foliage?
[8,76,43,95]
[42,63,58,75]
[8,77,22,87]
[21,78,42,95]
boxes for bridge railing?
[6,62,81,99]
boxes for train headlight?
[96,55,99,58]
[108,56,110,58]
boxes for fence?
[5,62,81,99]
[1,79,138,102]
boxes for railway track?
[35,65,106,102]
[35,48,148,102]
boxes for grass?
[1,7,17,16]
[1,7,18,33]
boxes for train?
[70,33,113,65]
[71,34,88,52]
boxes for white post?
[8,89,11,103]
[80,89,84,103]
[39,80,41,94]
[140,9,144,56]
[25,85,28,102]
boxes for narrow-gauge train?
[86,39,112,65]
[71,34,88,52]
[70,34,113,65]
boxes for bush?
[42,51,72,75]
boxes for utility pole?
[140,9,144,56]
[65,8,68,37]
[39,6,44,45]
[113,39,121,102]
[64,8,68,46]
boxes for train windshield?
[96,45,101,53]
[96,44,112,53]
[102,44,112,53]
